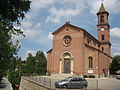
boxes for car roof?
[67,77,84,79]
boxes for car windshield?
[63,77,72,81]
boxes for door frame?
[59,51,74,74]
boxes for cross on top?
[66,16,70,23]
[101,0,104,4]
[67,16,70,22]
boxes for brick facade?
[47,4,112,77]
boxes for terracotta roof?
[97,4,109,16]
[98,4,106,13]
[52,23,68,34]
[47,49,52,53]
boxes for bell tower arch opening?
[100,15,104,23]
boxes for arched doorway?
[63,53,71,73]
[59,51,73,74]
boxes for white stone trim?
[59,60,62,74]
[71,60,73,74]
[59,51,74,74]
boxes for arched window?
[100,15,104,23]
[101,35,105,40]
[88,57,93,69]
[102,47,104,51]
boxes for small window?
[89,57,93,69]
[76,78,80,81]
[102,47,104,51]
[79,78,84,81]
[87,40,90,44]
[100,15,104,23]
[101,35,105,40]
[71,78,77,81]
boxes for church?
[47,3,112,78]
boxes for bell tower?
[97,3,111,55]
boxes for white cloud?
[48,32,53,40]
[13,26,43,43]
[86,0,100,14]
[111,45,120,56]
[22,50,47,60]
[25,0,120,24]
[11,26,24,45]
[22,50,37,60]
[22,0,57,24]
[110,28,120,56]
[43,52,47,58]
[112,52,120,56]
[87,0,120,14]
[36,22,41,29]
[50,7,80,16]
[45,15,61,24]
[45,6,83,23]
[104,0,120,14]
[31,0,55,11]
[26,50,37,56]
[21,20,32,29]
[24,29,42,41]
[20,27,51,45]
[110,28,120,38]
[45,0,86,23]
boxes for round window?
[63,35,72,47]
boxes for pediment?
[52,22,100,44]
[52,23,84,35]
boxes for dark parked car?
[55,77,88,89]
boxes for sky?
[15,0,120,60]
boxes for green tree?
[110,55,120,74]
[8,57,20,72]
[22,51,47,76]
[0,23,18,80]
[0,0,31,23]
[35,51,47,75]
[20,62,28,76]
[8,71,21,90]
[0,0,31,80]
[26,53,36,75]
[8,57,24,90]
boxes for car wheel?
[82,85,87,89]
[62,84,67,88]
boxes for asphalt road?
[0,78,13,90]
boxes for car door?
[69,78,80,88]
[69,78,76,88]
[75,78,82,88]
[79,78,84,88]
